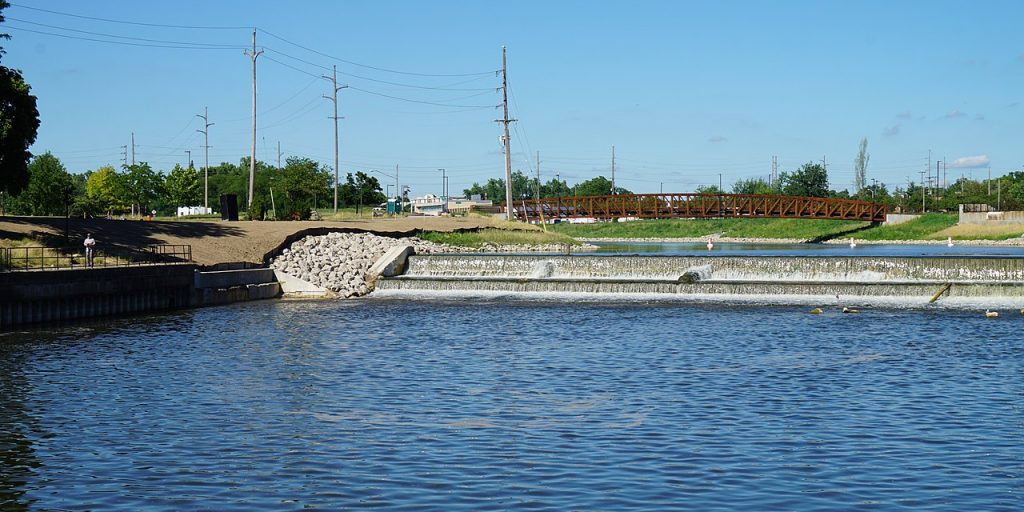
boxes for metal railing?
[0,244,192,272]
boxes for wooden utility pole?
[196,106,213,210]
[244,29,263,208]
[497,46,516,220]
[535,151,541,200]
[611,145,616,194]
[323,65,347,213]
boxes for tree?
[853,137,869,192]
[464,178,505,201]
[121,162,163,215]
[14,152,73,215]
[164,163,202,207]
[695,184,725,194]
[575,175,632,196]
[0,1,41,196]
[274,157,332,219]
[732,177,778,195]
[85,165,123,214]
[780,162,830,197]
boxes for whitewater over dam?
[374,253,1024,304]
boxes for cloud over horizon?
[896,111,912,119]
[945,109,967,119]
[883,124,901,137]
[708,136,728,144]
[947,155,991,169]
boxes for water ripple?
[0,300,1020,510]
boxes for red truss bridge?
[510,193,887,223]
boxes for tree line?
[465,161,1024,214]
[0,152,387,220]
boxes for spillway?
[373,254,1024,303]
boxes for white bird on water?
[985,310,999,319]
[707,239,714,251]
[947,236,954,248]
[849,238,857,249]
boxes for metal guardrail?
[0,244,192,272]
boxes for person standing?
[84,233,96,267]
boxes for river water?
[0,298,1020,511]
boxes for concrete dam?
[374,253,1024,304]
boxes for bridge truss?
[510,193,887,223]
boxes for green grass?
[855,214,958,241]
[418,228,579,248]
[550,218,869,240]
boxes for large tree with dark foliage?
[0,1,40,196]
[780,163,830,198]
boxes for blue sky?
[6,0,1023,196]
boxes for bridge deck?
[511,193,887,223]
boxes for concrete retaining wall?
[1,265,281,330]
[958,210,1024,225]
[885,214,920,226]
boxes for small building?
[411,194,493,216]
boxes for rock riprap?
[269,232,584,298]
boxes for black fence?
[0,244,192,271]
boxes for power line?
[5,25,245,49]
[257,28,496,78]
[267,46,494,91]
[6,17,245,47]
[9,3,250,30]
[263,55,496,109]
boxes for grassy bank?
[418,227,579,248]
[550,218,869,240]
[854,214,958,241]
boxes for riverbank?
[0,215,506,266]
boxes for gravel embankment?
[269,232,586,298]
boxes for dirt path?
[0,216,499,266]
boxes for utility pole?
[496,46,516,221]
[121,145,128,167]
[438,168,447,213]
[611,145,616,194]
[771,155,778,187]
[395,164,400,207]
[131,132,135,165]
[277,141,281,170]
[919,170,927,212]
[719,173,723,192]
[323,64,347,213]
[942,158,947,189]
[988,166,992,196]
[196,106,213,210]
[185,150,191,168]
[535,151,541,200]
[244,29,263,209]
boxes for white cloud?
[708,136,728,143]
[883,124,900,137]
[945,109,966,119]
[975,113,985,121]
[896,111,912,119]
[947,155,990,168]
